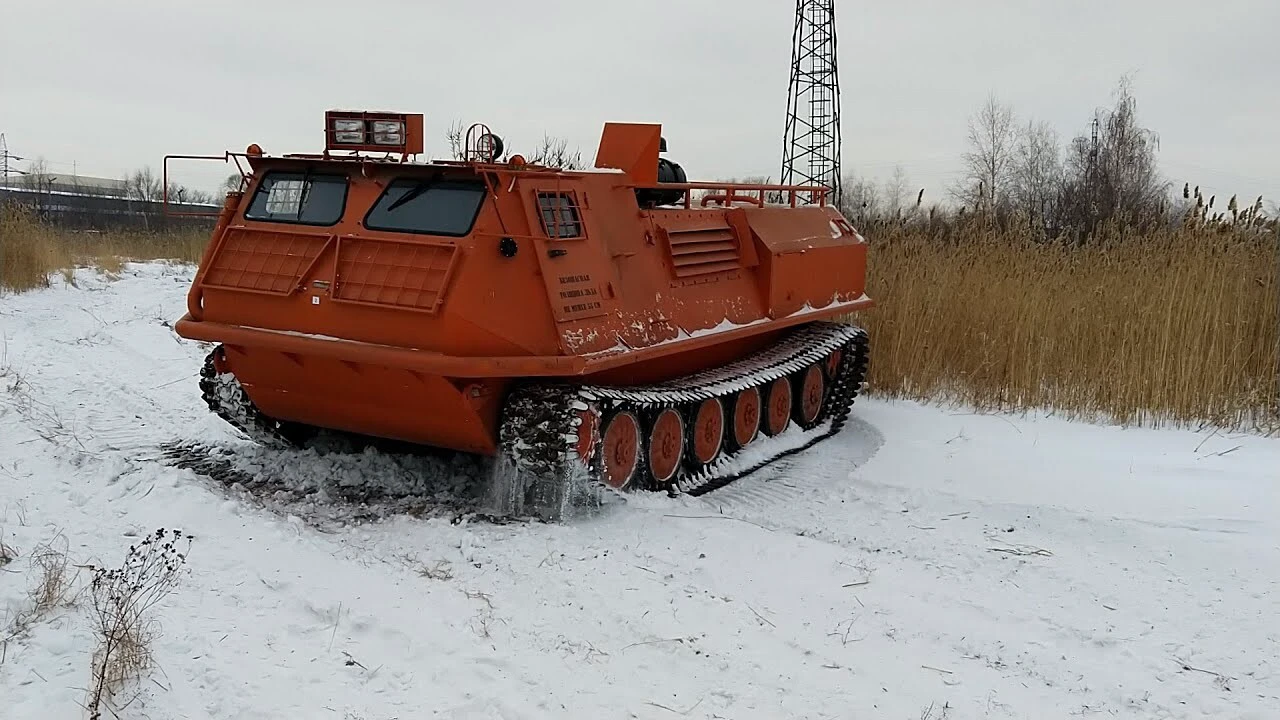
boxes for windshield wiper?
[384,172,442,213]
[294,168,314,221]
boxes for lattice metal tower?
[780,0,841,204]
[0,134,24,184]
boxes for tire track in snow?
[689,413,885,516]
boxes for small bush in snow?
[85,527,192,720]
[1,531,79,649]
[24,533,78,619]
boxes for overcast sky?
[4,0,1277,205]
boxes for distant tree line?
[3,158,219,231]
[10,158,221,206]
[838,76,1276,241]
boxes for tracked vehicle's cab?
[170,109,872,519]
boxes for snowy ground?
[1,263,1278,720]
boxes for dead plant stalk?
[85,528,193,720]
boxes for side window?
[537,192,582,239]
[364,178,488,236]
[244,171,348,226]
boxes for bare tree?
[1058,77,1169,236]
[526,135,584,170]
[837,174,882,227]
[1011,119,1064,236]
[220,173,244,195]
[18,157,53,193]
[17,157,55,216]
[168,184,213,205]
[952,94,1018,214]
[444,120,466,160]
[125,168,162,203]
[440,123,581,169]
[883,165,911,219]
[166,182,189,205]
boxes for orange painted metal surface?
[175,120,872,455]
[593,122,664,184]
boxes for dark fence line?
[1,187,219,231]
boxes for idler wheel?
[729,387,761,450]
[647,407,685,486]
[689,398,725,466]
[599,410,640,490]
[794,364,826,428]
[762,377,792,437]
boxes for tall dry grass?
[850,220,1279,431]
[0,204,208,293]
[2,201,1276,432]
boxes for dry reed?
[2,531,80,653]
[2,202,1276,432]
[849,221,1279,431]
[0,204,208,293]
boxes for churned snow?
[1,263,1278,719]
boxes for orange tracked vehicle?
[170,112,873,520]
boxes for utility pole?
[780,0,842,205]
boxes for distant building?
[0,172,129,198]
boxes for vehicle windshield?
[244,170,348,226]
[364,176,487,236]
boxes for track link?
[492,321,870,521]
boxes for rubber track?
[498,321,870,518]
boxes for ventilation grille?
[664,221,741,278]
[333,238,456,313]
[202,228,331,295]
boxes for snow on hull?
[2,262,1279,720]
